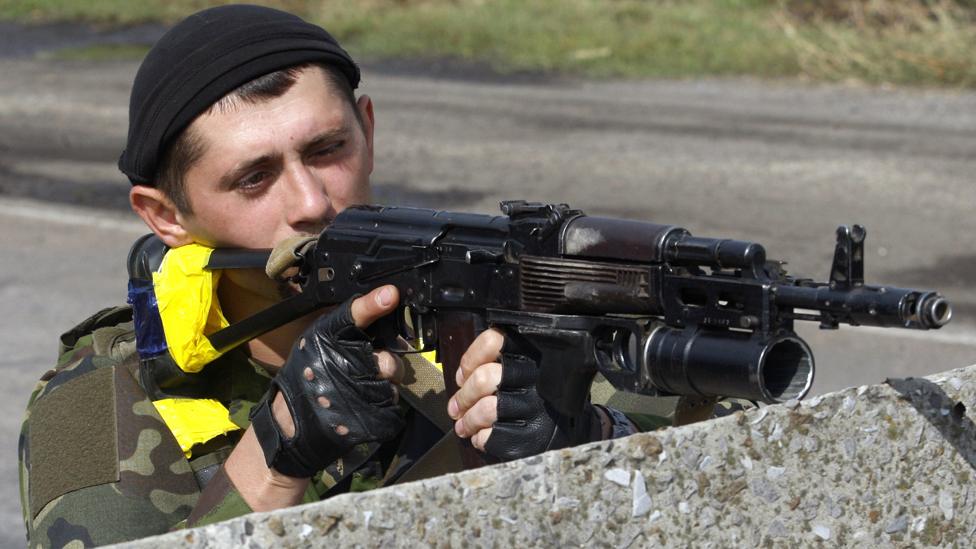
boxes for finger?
[471,428,492,452]
[448,362,502,420]
[454,395,498,439]
[350,285,399,329]
[374,351,405,385]
[457,328,504,386]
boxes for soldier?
[18,5,644,546]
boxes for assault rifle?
[204,201,952,416]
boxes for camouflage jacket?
[18,306,442,547]
[19,306,708,547]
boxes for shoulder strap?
[387,354,461,483]
[58,306,133,358]
[397,354,452,432]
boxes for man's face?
[176,66,373,249]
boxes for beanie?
[119,4,360,185]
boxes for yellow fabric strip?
[152,243,228,373]
[152,398,241,458]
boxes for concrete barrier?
[120,364,976,548]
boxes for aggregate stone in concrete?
[117,364,976,548]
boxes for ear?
[357,94,375,174]
[129,185,193,248]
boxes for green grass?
[321,0,800,78]
[3,0,975,88]
[41,43,150,61]
[0,0,212,24]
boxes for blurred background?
[1,1,974,545]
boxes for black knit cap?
[119,4,360,185]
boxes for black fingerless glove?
[484,333,599,462]
[249,299,405,478]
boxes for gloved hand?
[450,329,623,462]
[486,338,597,460]
[249,294,405,478]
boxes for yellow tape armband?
[152,398,241,458]
[152,243,229,373]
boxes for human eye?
[233,171,271,194]
[310,140,345,159]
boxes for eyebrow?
[299,127,349,157]
[216,127,350,189]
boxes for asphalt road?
[1,23,975,547]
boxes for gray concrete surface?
[2,21,975,547]
[121,363,976,547]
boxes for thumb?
[350,285,399,329]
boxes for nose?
[284,165,332,233]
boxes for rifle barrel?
[775,285,951,329]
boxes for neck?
[216,271,315,369]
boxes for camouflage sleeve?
[607,394,756,432]
[183,467,252,528]
[19,338,202,546]
[624,410,675,432]
[185,464,322,528]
